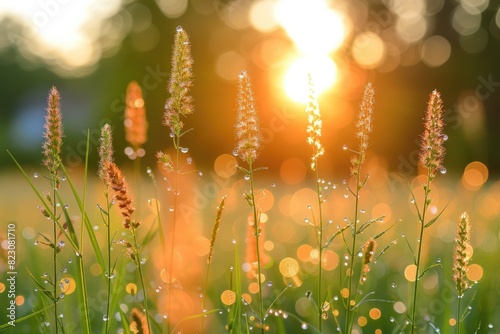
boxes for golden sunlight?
[275,0,346,101]
[283,54,338,103]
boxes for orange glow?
[15,295,24,306]
[297,244,313,262]
[449,318,457,326]
[249,282,260,294]
[0,283,5,293]
[254,190,274,212]
[462,161,488,191]
[466,264,483,282]
[369,308,382,320]
[126,283,137,295]
[221,290,236,306]
[214,154,238,178]
[193,236,210,257]
[279,257,300,277]
[358,316,368,327]
[274,0,346,101]
[283,55,338,103]
[280,158,307,185]
[321,250,339,271]
[404,264,417,282]
[60,277,76,295]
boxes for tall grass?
[3,27,487,334]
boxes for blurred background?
[2,1,500,332]
[1,0,499,177]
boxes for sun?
[283,55,338,103]
[274,0,347,102]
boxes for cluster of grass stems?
[2,27,479,334]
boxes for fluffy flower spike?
[164,26,194,137]
[419,90,446,181]
[305,74,324,171]
[106,162,138,229]
[42,86,63,185]
[235,70,261,165]
[351,82,374,176]
[453,212,472,296]
[98,123,113,186]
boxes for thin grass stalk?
[410,173,431,333]
[201,196,226,333]
[132,226,152,332]
[248,162,265,333]
[304,75,326,331]
[167,134,180,332]
[75,131,91,332]
[146,168,168,333]
[314,166,324,332]
[344,160,361,334]
[410,90,446,334]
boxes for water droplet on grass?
[34,173,39,178]
[301,323,308,330]
[103,315,109,321]
[180,147,189,154]
[342,145,348,151]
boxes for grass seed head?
[235,70,261,165]
[98,123,113,186]
[305,74,324,171]
[351,82,374,176]
[106,162,138,229]
[453,212,472,296]
[42,86,63,185]
[419,89,446,180]
[164,26,194,137]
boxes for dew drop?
[488,324,493,329]
[34,173,39,178]
[410,198,415,204]
[360,209,365,214]
[267,281,273,287]
[34,241,39,246]
[244,175,250,181]
[57,240,65,248]
[401,233,406,238]
[176,26,183,32]
[61,176,67,181]
[103,315,109,321]
[64,204,69,209]
[59,293,65,299]
[34,288,38,292]
[391,283,397,288]
[67,259,72,264]
[218,310,223,315]
[442,134,448,141]
[239,70,247,79]
[440,167,447,174]
[232,149,238,157]
[343,194,349,199]
[436,258,441,263]
[169,206,174,212]
[271,183,276,188]
[140,257,148,264]
[180,147,189,154]
[304,218,310,224]
[198,171,203,177]
[342,145,348,151]
[186,157,192,164]
[301,323,308,330]
[169,132,174,138]
[390,317,395,323]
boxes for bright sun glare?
[275,0,346,103]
